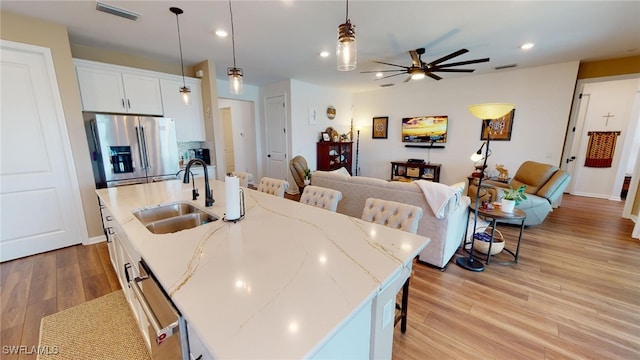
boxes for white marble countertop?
[97,178,430,359]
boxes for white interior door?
[265,95,287,180]
[221,107,235,174]
[0,40,87,261]
[564,78,639,199]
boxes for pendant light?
[227,0,243,95]
[336,0,356,71]
[170,7,191,104]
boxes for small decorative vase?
[304,179,311,186]
[501,199,516,213]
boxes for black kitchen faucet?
[183,159,214,207]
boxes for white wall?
[217,79,261,179]
[290,80,353,171]
[352,61,580,185]
[218,98,258,182]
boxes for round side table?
[465,204,526,265]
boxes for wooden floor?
[1,194,638,359]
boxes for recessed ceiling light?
[320,51,330,58]
[520,43,534,50]
[215,29,228,38]
[375,72,383,78]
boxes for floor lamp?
[456,103,515,272]
[355,129,360,176]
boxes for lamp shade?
[468,103,515,120]
[228,67,243,95]
[337,21,356,71]
[470,153,483,162]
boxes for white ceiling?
[2,1,639,92]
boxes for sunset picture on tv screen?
[402,116,448,143]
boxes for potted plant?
[500,185,527,213]
[303,169,311,186]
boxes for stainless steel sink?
[133,202,218,234]
[144,212,217,234]
[133,202,200,223]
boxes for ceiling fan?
[362,48,490,83]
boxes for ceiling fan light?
[337,20,356,71]
[228,67,243,95]
[410,72,425,80]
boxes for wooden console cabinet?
[317,142,353,174]
[391,161,441,182]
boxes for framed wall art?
[372,116,388,139]
[481,109,515,141]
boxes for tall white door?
[221,107,236,174]
[0,40,87,261]
[564,78,640,199]
[265,95,288,180]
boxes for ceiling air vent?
[96,2,139,21]
[494,64,517,70]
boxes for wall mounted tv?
[402,115,448,143]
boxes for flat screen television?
[402,115,448,143]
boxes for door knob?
[267,154,271,158]
[566,156,576,164]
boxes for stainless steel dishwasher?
[128,258,189,359]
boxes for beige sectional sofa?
[311,171,471,269]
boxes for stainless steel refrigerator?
[85,113,180,188]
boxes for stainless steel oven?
[128,259,188,359]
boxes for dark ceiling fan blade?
[427,49,469,66]
[409,50,420,66]
[360,69,406,73]
[377,72,408,80]
[430,68,476,73]
[435,58,490,68]
[372,60,409,69]
[426,72,443,81]
[403,76,412,83]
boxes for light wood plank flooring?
[1,194,638,359]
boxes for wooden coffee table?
[464,204,526,265]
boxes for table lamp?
[457,103,515,272]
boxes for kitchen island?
[97,178,431,359]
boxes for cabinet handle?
[121,98,125,109]
[127,99,131,109]
[124,262,132,283]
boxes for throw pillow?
[331,167,351,176]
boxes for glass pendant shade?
[180,86,191,105]
[337,21,356,71]
[228,68,243,95]
[468,103,515,120]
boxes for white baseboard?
[83,234,106,245]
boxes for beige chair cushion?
[361,198,423,234]
[257,177,289,197]
[300,185,343,212]
[231,171,253,187]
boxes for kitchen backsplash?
[177,141,207,161]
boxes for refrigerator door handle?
[135,126,146,169]
[89,120,100,161]
[140,126,150,170]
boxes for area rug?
[38,290,150,360]
[584,131,621,168]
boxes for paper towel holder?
[223,188,245,223]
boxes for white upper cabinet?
[160,77,205,142]
[74,59,164,116]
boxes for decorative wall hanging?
[584,131,621,168]
[372,116,388,139]
[480,109,515,141]
[326,106,336,120]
